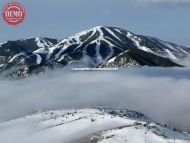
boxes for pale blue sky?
[0,0,190,46]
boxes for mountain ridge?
[0,108,189,143]
[0,26,190,77]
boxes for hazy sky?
[0,0,190,45]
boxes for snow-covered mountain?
[0,37,58,67]
[0,108,189,143]
[1,26,190,77]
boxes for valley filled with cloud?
[1,67,190,131]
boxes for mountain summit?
[0,26,190,77]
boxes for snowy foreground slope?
[0,108,189,143]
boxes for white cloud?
[0,67,190,131]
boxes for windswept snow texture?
[0,108,189,143]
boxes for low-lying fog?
[0,67,190,131]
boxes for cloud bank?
[0,67,190,131]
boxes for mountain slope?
[10,26,189,66]
[0,108,189,143]
[101,48,182,67]
[1,26,190,77]
[0,37,58,67]
[0,38,59,77]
